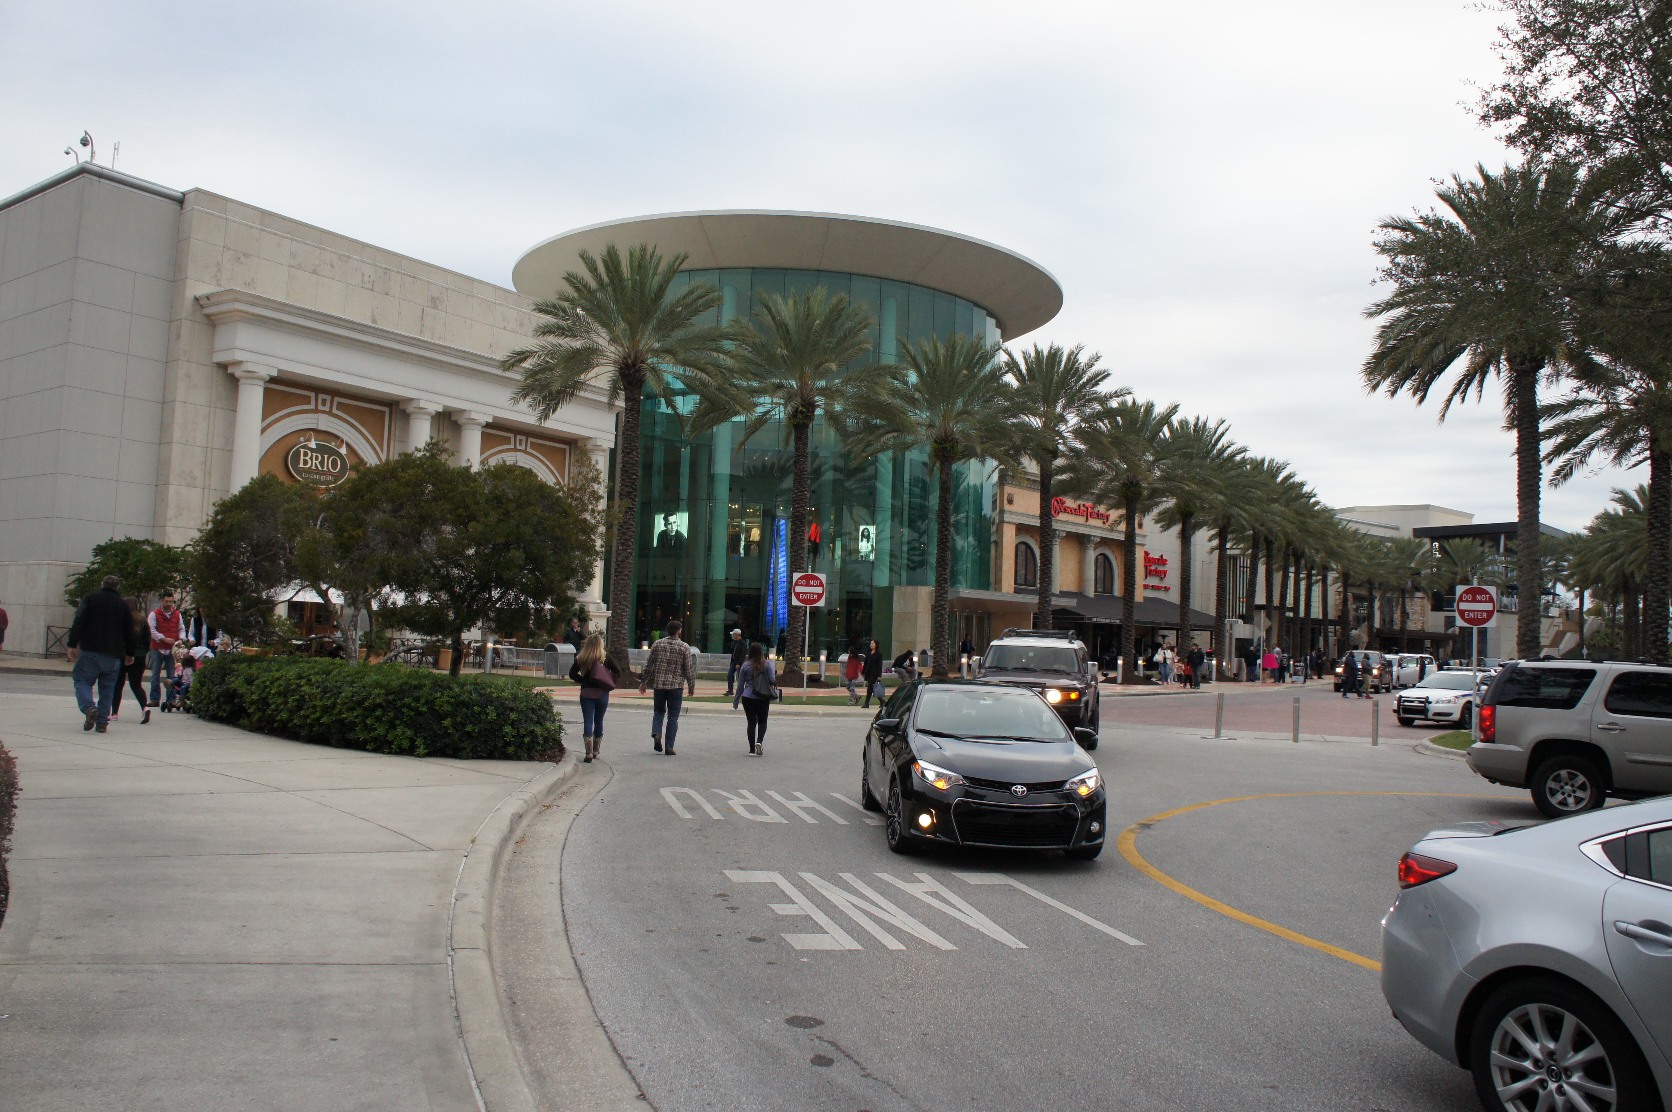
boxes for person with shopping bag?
[568,633,620,763]
[732,642,778,756]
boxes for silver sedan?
[1381,797,1672,1112]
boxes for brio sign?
[287,440,350,487]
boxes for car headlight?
[1044,689,1064,704]
[912,760,964,791]
[1066,768,1101,797]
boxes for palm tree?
[844,335,1018,677]
[695,289,884,684]
[1363,162,1627,659]
[1386,536,1437,651]
[1568,495,1651,657]
[502,243,735,672]
[1066,400,1181,681]
[1003,344,1123,630]
[1155,418,1244,649]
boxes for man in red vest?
[147,591,183,707]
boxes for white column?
[402,399,442,453]
[455,410,489,469]
[1082,534,1098,596]
[227,362,275,490]
[580,439,612,623]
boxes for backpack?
[750,663,775,700]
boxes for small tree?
[190,475,317,642]
[64,537,191,608]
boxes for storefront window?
[1094,553,1115,595]
[1014,541,1038,589]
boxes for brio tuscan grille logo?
[287,440,349,487]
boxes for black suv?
[975,629,1101,745]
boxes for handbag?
[588,661,616,691]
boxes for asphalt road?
[521,700,1535,1112]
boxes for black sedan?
[860,679,1107,860]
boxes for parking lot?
[499,692,1531,1111]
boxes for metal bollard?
[1371,698,1380,747]
[1292,696,1301,743]
[1214,692,1225,738]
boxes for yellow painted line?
[1117,791,1499,973]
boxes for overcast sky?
[2,0,1640,531]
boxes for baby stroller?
[162,659,196,713]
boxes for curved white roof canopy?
[512,210,1062,341]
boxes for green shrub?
[191,655,562,760]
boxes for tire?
[861,760,882,812]
[1459,704,1473,728]
[1065,842,1103,861]
[1397,716,1414,727]
[1468,976,1661,1112]
[1530,753,1609,819]
[883,779,913,855]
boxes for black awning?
[1053,593,1218,631]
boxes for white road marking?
[660,787,724,819]
[798,872,956,950]
[828,793,884,825]
[769,791,849,825]
[956,872,1144,946]
[713,789,788,823]
[878,872,1027,949]
[724,870,862,950]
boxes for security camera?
[79,134,90,148]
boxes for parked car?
[1469,659,1672,818]
[976,628,1101,740]
[1386,653,1438,689]
[859,679,1106,859]
[1395,671,1480,728]
[1334,650,1393,693]
[1381,796,1672,1112]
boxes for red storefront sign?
[1051,496,1112,525]
[1143,551,1171,592]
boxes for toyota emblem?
[1011,784,1028,797]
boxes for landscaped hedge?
[191,655,563,760]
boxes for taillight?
[1478,705,1495,743]
[1397,852,1457,889]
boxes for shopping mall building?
[0,163,1210,659]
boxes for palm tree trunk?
[1646,447,1671,665]
[1244,531,1260,621]
[1338,571,1352,654]
[1036,455,1056,630]
[1625,577,1641,658]
[449,631,465,678]
[1511,359,1545,659]
[1214,519,1231,659]
[1276,547,1292,652]
[1318,567,1330,654]
[605,372,645,677]
[1177,513,1195,641]
[931,452,955,678]
[783,418,811,685]
[1262,538,1276,646]
[1121,496,1139,681]
[1399,584,1411,652]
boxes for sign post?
[792,572,827,702]
[1455,584,1498,742]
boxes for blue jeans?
[73,651,123,725]
[726,659,741,694]
[651,689,684,747]
[579,691,610,737]
[148,648,175,705]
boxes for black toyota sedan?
[859,679,1107,859]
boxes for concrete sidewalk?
[0,690,570,1112]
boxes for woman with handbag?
[568,633,620,763]
[731,642,777,756]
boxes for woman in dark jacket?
[861,638,885,709]
[568,633,620,763]
[108,597,152,724]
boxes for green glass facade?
[626,267,1000,655]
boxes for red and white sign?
[792,572,827,608]
[1051,496,1113,526]
[1456,585,1498,628]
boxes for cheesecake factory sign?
[287,440,350,487]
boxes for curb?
[1416,740,1469,761]
[449,752,579,1112]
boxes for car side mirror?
[874,718,903,735]
[1073,727,1098,748]
[1086,663,1098,681]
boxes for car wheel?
[861,760,882,812]
[1397,716,1414,727]
[1064,842,1103,861]
[1531,754,1609,819]
[883,778,913,855]
[1459,704,1472,728]
[1468,977,1658,1112]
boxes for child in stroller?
[162,642,198,712]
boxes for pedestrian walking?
[639,619,697,755]
[569,633,618,763]
[1152,642,1174,685]
[1186,643,1206,689]
[732,642,778,756]
[184,607,217,650]
[66,575,140,732]
[843,643,865,704]
[108,596,153,724]
[862,638,885,709]
[146,591,183,708]
[1341,651,1363,698]
[725,628,747,696]
[0,595,8,655]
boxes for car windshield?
[914,687,1070,741]
[982,645,1081,674]
[1413,673,1475,691]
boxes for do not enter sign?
[1456,585,1498,628]
[792,572,827,608]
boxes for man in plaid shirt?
[639,620,698,755]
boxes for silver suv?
[1468,659,1672,818]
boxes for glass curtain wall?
[629,267,1000,656]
